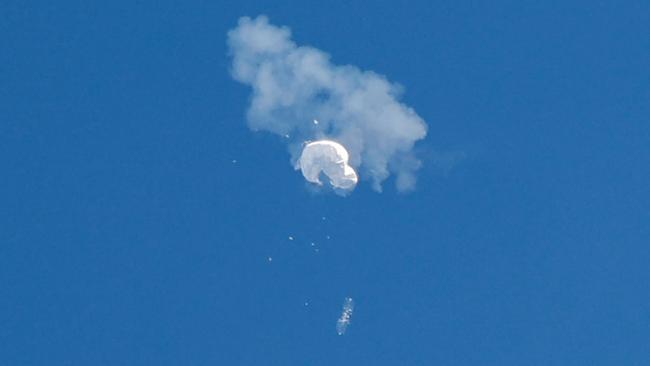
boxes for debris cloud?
[228,16,428,192]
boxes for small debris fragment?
[336,297,354,335]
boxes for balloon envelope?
[298,140,358,190]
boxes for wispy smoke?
[228,16,428,192]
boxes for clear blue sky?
[2,1,649,365]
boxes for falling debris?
[336,297,354,335]
[288,236,294,241]
[298,140,358,190]
[267,257,273,262]
[313,119,319,125]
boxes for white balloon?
[298,140,358,190]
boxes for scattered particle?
[268,257,273,262]
[326,235,331,240]
[322,216,326,220]
[232,159,237,163]
[288,236,294,241]
[310,242,316,246]
[313,119,319,125]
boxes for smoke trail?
[227,16,428,192]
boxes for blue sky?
[2,1,649,365]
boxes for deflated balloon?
[298,140,358,190]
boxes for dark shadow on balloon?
[303,171,354,197]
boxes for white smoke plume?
[227,16,428,191]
